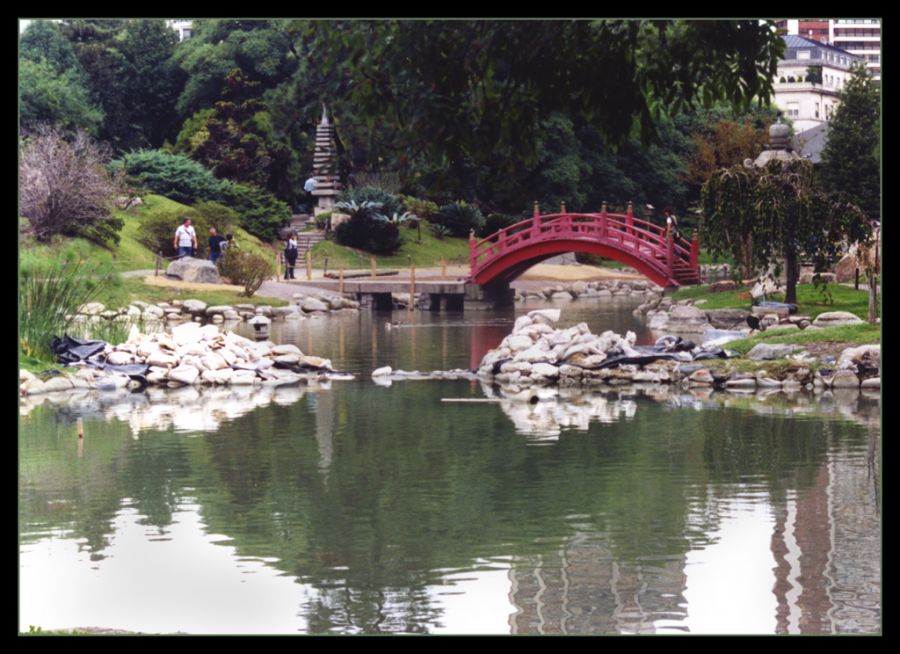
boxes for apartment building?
[773,35,864,133]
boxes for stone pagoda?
[310,104,343,215]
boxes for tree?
[179,69,291,196]
[702,159,871,303]
[19,59,103,135]
[818,63,880,221]
[20,126,124,246]
[284,20,784,203]
[19,20,103,135]
[172,19,297,118]
[58,19,184,151]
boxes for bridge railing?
[470,212,695,276]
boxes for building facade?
[775,19,880,81]
[773,35,864,134]
[830,19,881,80]
[168,19,193,42]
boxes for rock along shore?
[472,309,880,392]
[20,322,353,396]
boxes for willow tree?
[702,159,870,304]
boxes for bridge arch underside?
[472,240,679,288]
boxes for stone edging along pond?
[471,309,880,393]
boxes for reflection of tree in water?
[20,383,879,633]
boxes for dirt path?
[133,263,644,301]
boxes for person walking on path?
[284,233,298,280]
[208,227,226,264]
[174,217,198,258]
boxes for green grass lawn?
[310,225,471,269]
[20,194,278,273]
[673,282,880,320]
[723,323,881,356]
[92,277,289,309]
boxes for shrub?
[219,180,291,242]
[20,126,124,247]
[136,205,235,258]
[480,212,521,237]
[779,76,786,83]
[314,211,332,230]
[432,201,485,238]
[334,200,401,253]
[113,149,290,241]
[337,186,403,218]
[112,149,226,205]
[399,194,439,219]
[217,249,273,297]
[429,223,452,240]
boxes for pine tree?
[819,64,880,221]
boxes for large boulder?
[300,297,330,313]
[834,252,858,283]
[812,311,864,328]
[166,257,221,284]
[705,309,750,329]
[746,343,798,360]
[181,299,208,314]
[666,305,711,332]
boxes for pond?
[19,297,881,634]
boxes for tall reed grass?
[19,259,115,361]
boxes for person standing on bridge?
[664,208,681,241]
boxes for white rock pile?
[19,323,351,396]
[477,308,668,387]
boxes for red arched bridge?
[469,205,701,288]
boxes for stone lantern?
[752,114,802,167]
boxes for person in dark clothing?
[284,233,298,280]
[208,227,226,264]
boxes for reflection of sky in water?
[20,501,312,634]
[20,499,517,635]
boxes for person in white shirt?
[173,217,198,258]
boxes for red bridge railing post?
[600,202,608,240]
[667,229,675,273]
[469,228,476,273]
[626,201,634,247]
[532,201,541,239]
[690,231,699,269]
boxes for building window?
[798,50,811,60]
[815,103,819,119]
[786,102,800,118]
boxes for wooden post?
[560,201,566,214]
[855,267,860,290]
[323,257,329,277]
[441,258,447,279]
[339,266,344,294]
[371,256,376,278]
[306,250,312,280]
[275,254,281,281]
[533,201,540,217]
[409,265,416,311]
[76,417,84,439]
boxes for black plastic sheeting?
[51,334,150,382]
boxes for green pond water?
[19,298,881,634]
